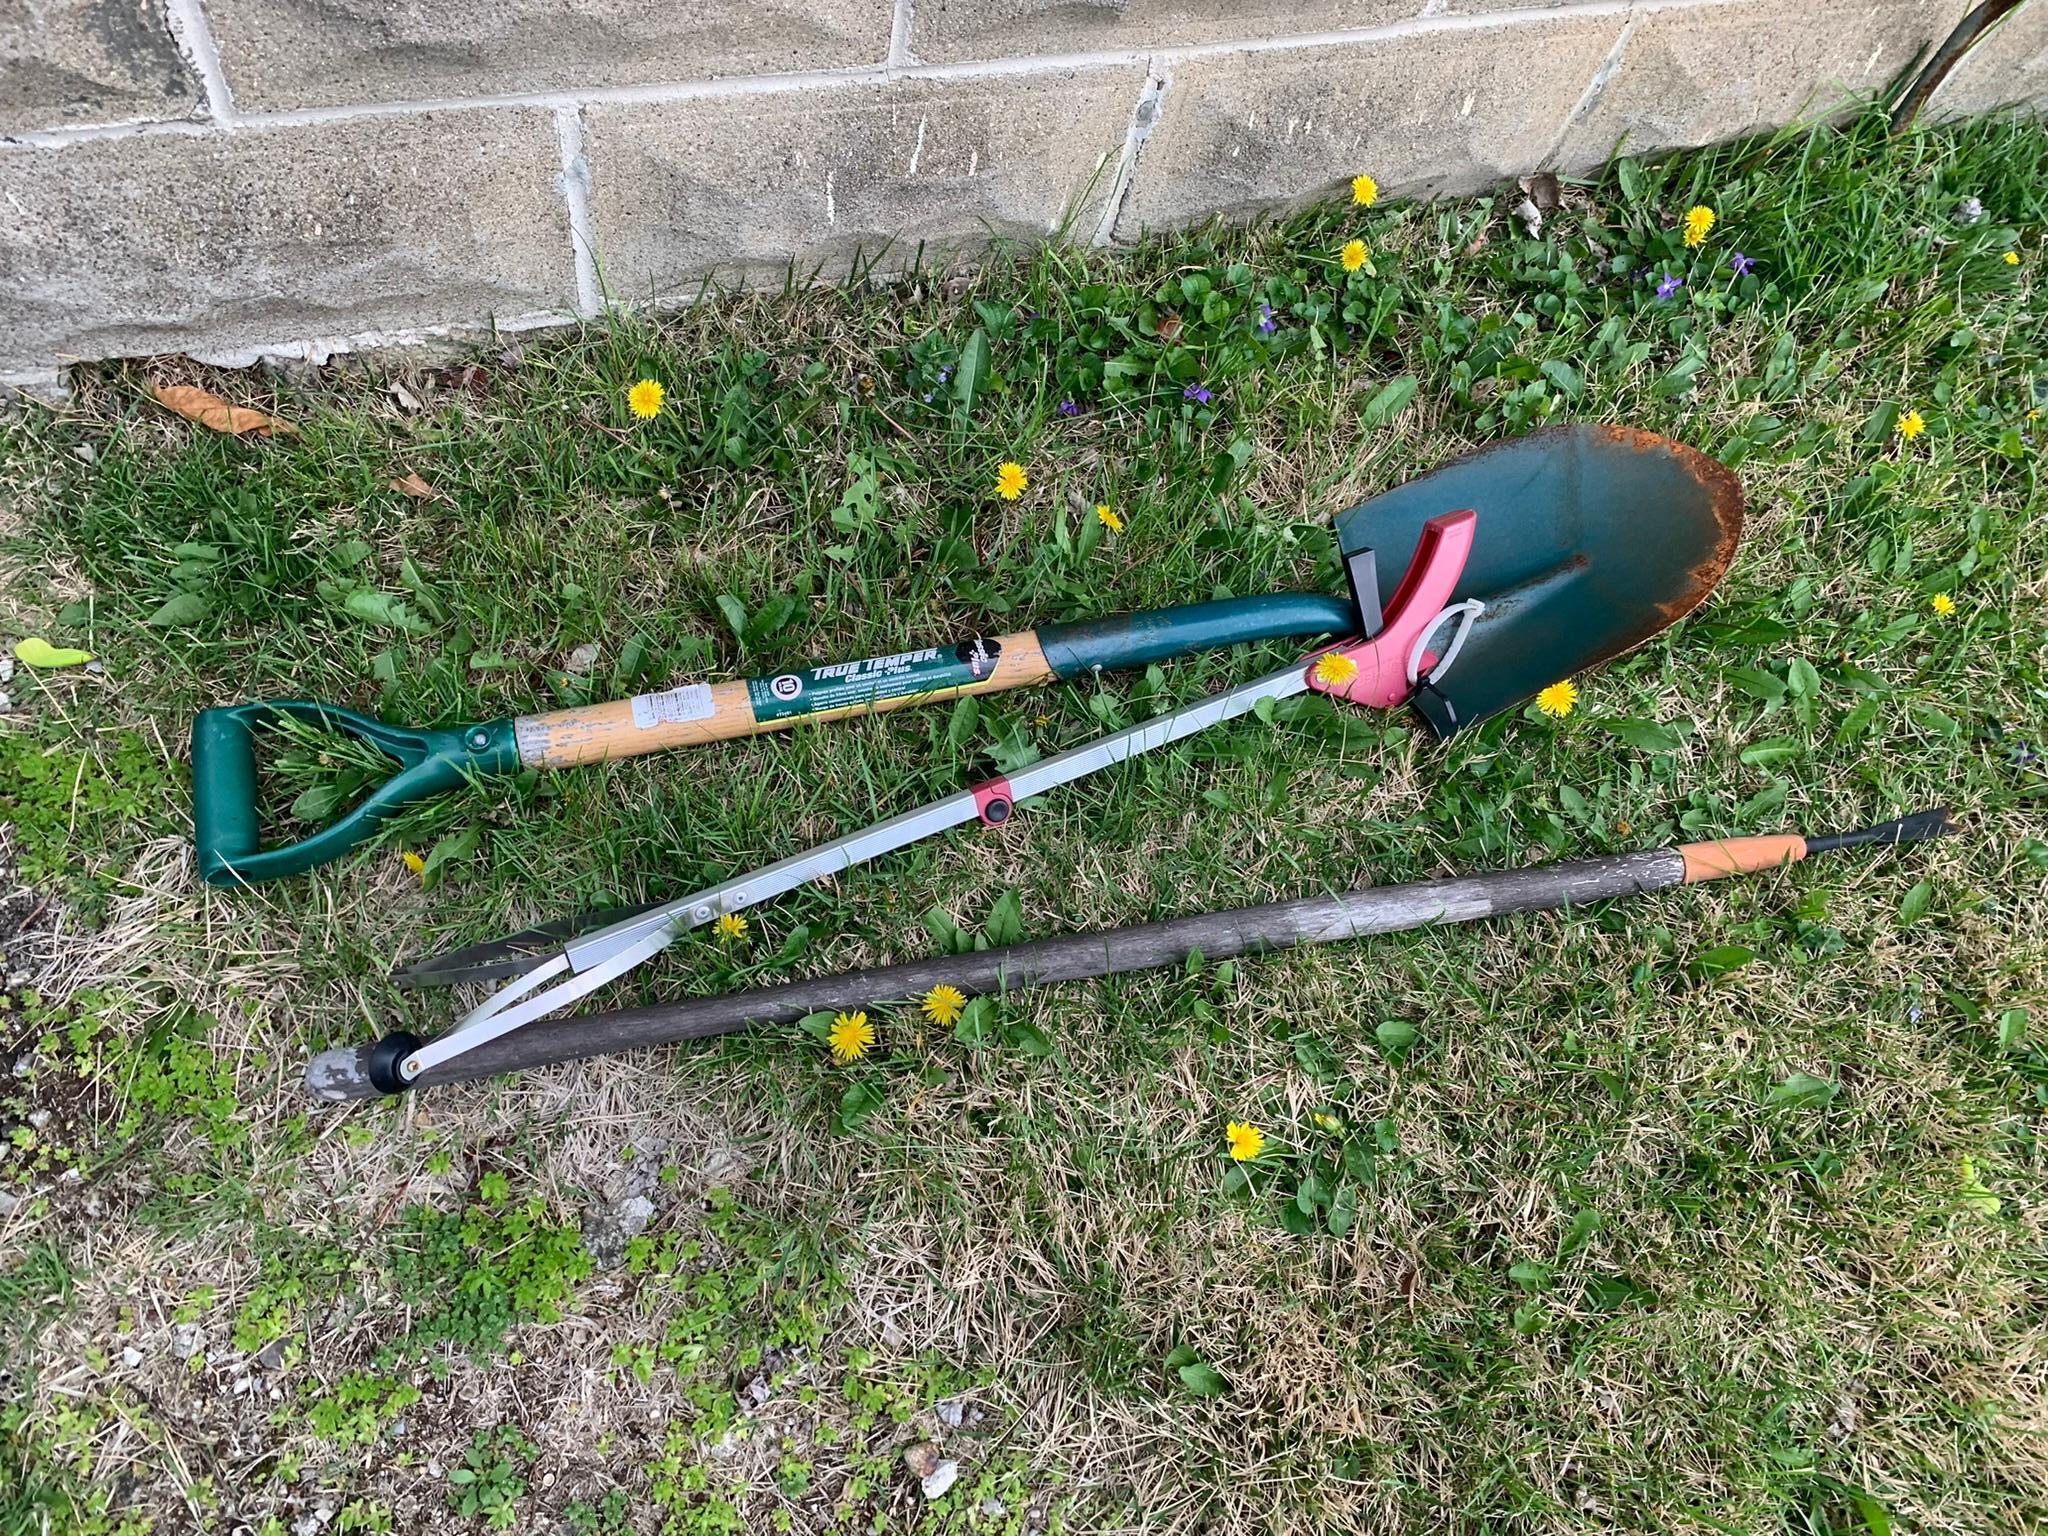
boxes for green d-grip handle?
[191,701,519,886]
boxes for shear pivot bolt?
[468,729,490,749]
[693,905,713,921]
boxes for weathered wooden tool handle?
[307,849,1684,1099]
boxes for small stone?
[72,443,96,464]
[0,696,15,716]
[920,1460,960,1500]
[85,661,105,675]
[121,1347,143,1367]
[746,1376,771,1405]
[25,1110,49,1131]
[425,1458,443,1479]
[255,1338,287,1372]
[564,641,601,674]
[1957,196,1984,225]
[0,656,13,681]
[59,1167,82,1184]
[934,1397,966,1428]
[0,1190,20,1216]
[170,1323,205,1360]
[980,1497,1008,1518]
[902,1441,940,1480]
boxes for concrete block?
[0,0,202,132]
[1926,4,2048,117]
[1559,0,1975,169]
[1116,15,1623,236]
[909,0,1420,65]
[582,67,1147,300]
[201,0,895,112]
[0,110,576,374]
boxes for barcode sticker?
[629,684,715,729]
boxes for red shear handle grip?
[1308,509,1477,709]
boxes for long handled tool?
[306,809,1954,1099]
[190,424,1741,884]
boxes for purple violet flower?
[1258,305,1277,335]
[1654,273,1684,300]
[1183,384,1213,405]
[1058,400,1079,417]
[1729,251,1756,278]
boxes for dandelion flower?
[1096,504,1124,534]
[1931,592,1956,618]
[1897,409,1926,441]
[1351,174,1379,207]
[1536,679,1578,719]
[2004,251,2020,266]
[1311,1111,1345,1135]
[921,985,966,1027]
[994,461,1028,500]
[1340,239,1367,273]
[627,379,665,419]
[828,1011,875,1063]
[401,851,426,878]
[1226,1121,1266,1162]
[1313,651,1359,688]
[1683,205,1716,247]
[716,912,748,943]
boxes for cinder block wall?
[2,0,2042,384]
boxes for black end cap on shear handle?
[365,1032,423,1095]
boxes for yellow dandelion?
[1313,651,1359,688]
[828,1011,874,1063]
[920,985,966,1027]
[1682,205,1716,248]
[1897,409,1926,441]
[2004,251,2020,266]
[627,378,665,420]
[1095,503,1124,534]
[2030,409,2042,423]
[994,461,1028,500]
[1536,679,1578,719]
[400,850,426,878]
[1311,1111,1345,1135]
[1226,1121,1266,1162]
[1930,592,1956,618]
[1351,174,1379,207]
[716,912,748,943]
[1340,239,1367,274]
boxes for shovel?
[191,424,1741,885]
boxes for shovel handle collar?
[1308,509,1478,709]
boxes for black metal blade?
[391,897,667,989]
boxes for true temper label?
[748,636,1002,724]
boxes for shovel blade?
[1334,424,1743,733]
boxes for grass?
[2,104,2046,1535]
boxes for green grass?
[2,105,2045,1535]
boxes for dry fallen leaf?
[151,383,297,437]
[390,471,440,500]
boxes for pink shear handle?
[1307,509,1477,709]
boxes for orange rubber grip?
[1677,834,1806,883]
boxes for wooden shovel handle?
[512,631,1052,769]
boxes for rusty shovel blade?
[1334,424,1744,734]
